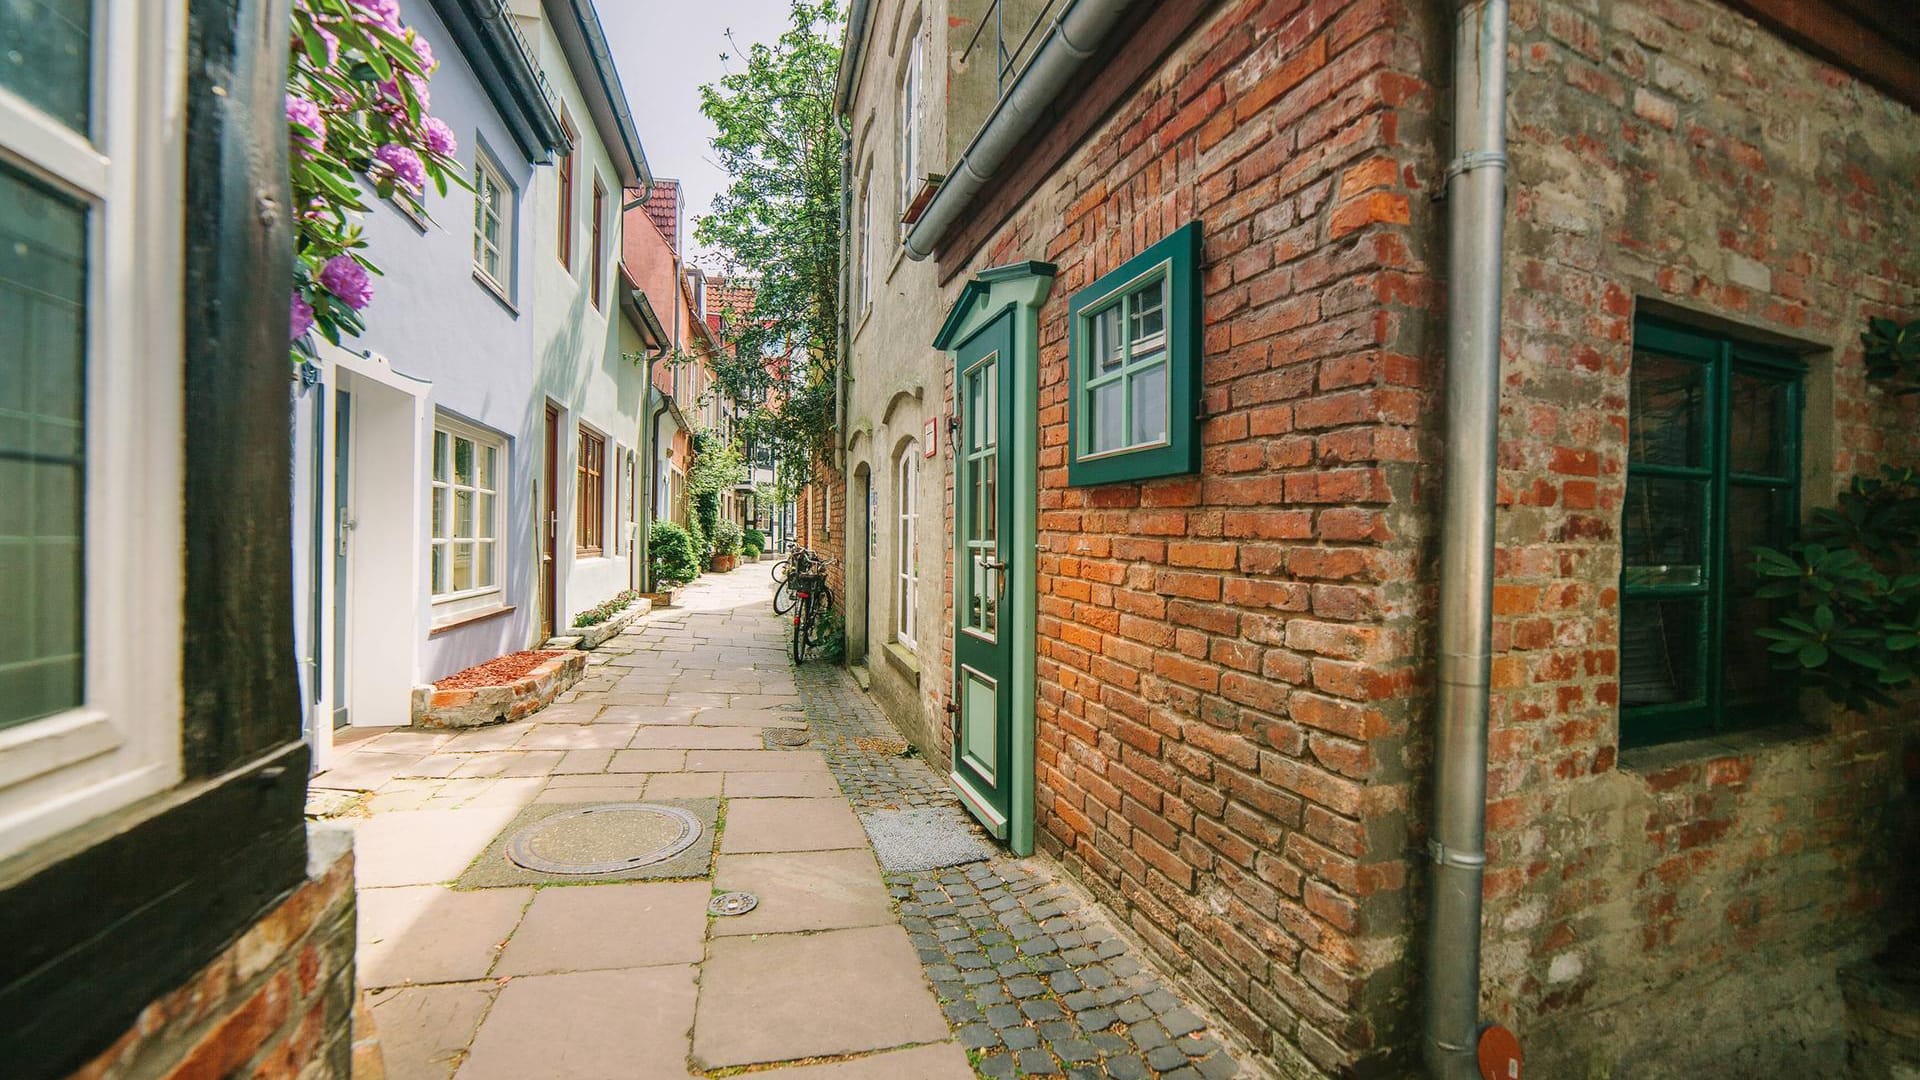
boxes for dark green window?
[1620,317,1805,748]
[1066,222,1201,486]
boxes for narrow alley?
[310,567,1245,1080]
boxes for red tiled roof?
[707,277,756,318]
[641,179,679,250]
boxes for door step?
[849,663,871,690]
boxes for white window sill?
[473,268,518,315]
[429,603,516,637]
[0,709,122,790]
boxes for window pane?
[1129,358,1168,447]
[455,488,473,539]
[431,543,448,594]
[1619,598,1703,708]
[454,436,473,486]
[1090,381,1124,453]
[431,485,445,538]
[477,540,495,588]
[1129,280,1165,343]
[434,432,448,482]
[1629,352,1704,467]
[1724,485,1792,704]
[0,0,91,134]
[1093,306,1124,372]
[478,493,495,539]
[1729,371,1788,476]
[481,445,497,491]
[0,165,88,729]
[452,541,473,591]
[1621,477,1705,586]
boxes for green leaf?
[1798,642,1829,668]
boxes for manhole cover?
[765,728,810,747]
[506,803,702,875]
[709,891,759,917]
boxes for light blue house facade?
[291,0,577,766]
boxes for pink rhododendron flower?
[286,93,326,153]
[421,116,458,157]
[374,143,426,190]
[411,34,438,74]
[316,26,340,65]
[291,291,315,340]
[349,0,402,33]
[319,255,374,311]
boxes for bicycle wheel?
[791,591,812,664]
[772,556,792,584]
[808,586,837,652]
[772,574,795,615]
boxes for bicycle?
[772,546,821,615]
[788,564,836,665]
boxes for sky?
[598,1,800,271]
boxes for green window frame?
[1620,316,1806,749]
[1066,221,1201,486]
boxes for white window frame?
[858,171,872,314]
[895,444,920,648]
[898,29,922,240]
[0,0,189,861]
[430,417,507,618]
[471,146,512,299]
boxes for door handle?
[337,517,356,557]
[980,556,1006,571]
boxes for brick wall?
[929,0,1918,1074]
[947,0,1445,1072]
[70,834,357,1080]
[1475,0,1920,1073]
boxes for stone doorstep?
[409,651,588,730]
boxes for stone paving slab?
[692,924,950,1069]
[684,748,830,772]
[747,1042,976,1079]
[351,808,522,887]
[366,982,495,1080]
[720,796,868,853]
[357,885,531,988]
[458,965,697,1080]
[627,726,765,750]
[711,848,895,936]
[722,770,843,798]
[494,881,709,975]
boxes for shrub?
[686,515,709,565]
[742,542,762,559]
[649,521,701,588]
[713,520,743,558]
[744,527,766,551]
[1752,466,1920,710]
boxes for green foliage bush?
[1752,466,1920,709]
[649,521,702,589]
[744,527,766,551]
[713,520,743,559]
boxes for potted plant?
[711,520,743,573]
[648,520,700,604]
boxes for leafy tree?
[686,428,746,556]
[694,1,843,494]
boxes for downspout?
[1425,1,1508,1078]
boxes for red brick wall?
[945,0,1445,1072]
[70,841,356,1080]
[1475,0,1920,1071]
[929,0,1918,1073]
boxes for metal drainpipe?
[836,118,853,463]
[1425,0,1508,1077]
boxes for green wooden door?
[952,311,1015,831]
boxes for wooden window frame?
[590,174,606,310]
[556,110,575,271]
[576,424,605,556]
[1619,315,1806,749]
[1066,221,1202,487]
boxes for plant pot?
[712,554,738,573]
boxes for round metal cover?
[766,728,810,747]
[709,891,759,917]
[506,802,702,875]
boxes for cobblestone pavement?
[793,661,1248,1080]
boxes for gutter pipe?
[901,0,1146,262]
[836,116,853,463]
[833,0,875,116]
[1425,1,1508,1077]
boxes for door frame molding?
[933,261,1055,856]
